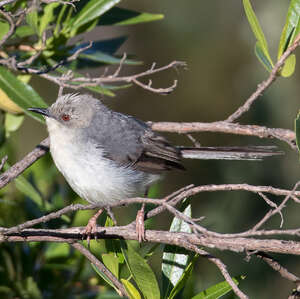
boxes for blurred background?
[2,0,300,298]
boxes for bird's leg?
[136,188,149,243]
[84,209,103,246]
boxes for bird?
[28,93,282,242]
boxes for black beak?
[28,107,51,117]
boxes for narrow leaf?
[26,9,39,34]
[121,279,142,299]
[102,253,119,278]
[168,254,198,299]
[162,202,192,298]
[3,162,43,207]
[5,113,24,136]
[0,67,47,122]
[99,7,164,26]
[254,41,273,72]
[243,0,273,68]
[278,0,300,59]
[295,110,300,155]
[39,2,60,35]
[281,54,296,77]
[121,241,160,299]
[0,21,9,41]
[191,277,242,299]
[71,0,121,29]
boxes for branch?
[226,33,300,122]
[0,138,49,189]
[150,121,296,150]
[71,242,128,297]
[0,9,16,47]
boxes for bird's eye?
[61,114,70,121]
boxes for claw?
[136,205,145,243]
[83,209,103,247]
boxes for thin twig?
[225,32,300,122]
[71,242,128,297]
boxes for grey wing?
[89,111,184,173]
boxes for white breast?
[46,118,160,205]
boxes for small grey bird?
[28,93,281,242]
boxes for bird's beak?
[28,107,51,118]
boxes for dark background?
[11,1,300,298]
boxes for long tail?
[178,146,284,161]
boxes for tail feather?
[178,146,284,161]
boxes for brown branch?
[225,33,300,123]
[3,226,300,256]
[0,138,49,189]
[150,121,296,150]
[255,252,300,285]
[71,242,128,298]
[0,9,16,47]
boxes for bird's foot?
[83,209,103,246]
[136,206,145,243]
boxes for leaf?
[5,113,24,137]
[254,41,273,72]
[121,241,160,299]
[39,2,60,36]
[25,277,42,299]
[242,0,273,69]
[15,175,43,207]
[281,54,296,77]
[278,0,300,59]
[99,7,164,26]
[26,9,39,34]
[0,66,47,122]
[168,254,198,299]
[0,21,9,41]
[91,263,121,294]
[162,202,192,298]
[191,276,242,299]
[102,253,119,278]
[0,88,23,114]
[14,25,35,38]
[71,0,121,29]
[45,243,70,260]
[295,111,300,155]
[79,52,140,65]
[3,162,43,207]
[121,279,142,299]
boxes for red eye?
[61,114,70,121]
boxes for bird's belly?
[49,138,160,205]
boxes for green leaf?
[0,21,9,41]
[0,66,47,122]
[45,243,70,260]
[71,0,121,29]
[99,7,164,26]
[91,263,120,293]
[281,54,296,77]
[14,25,35,38]
[191,277,242,299]
[26,9,39,34]
[5,113,24,136]
[168,254,198,299]
[242,0,273,68]
[295,110,300,155]
[39,2,60,36]
[25,277,42,299]
[254,41,273,72]
[79,52,140,65]
[278,0,300,59]
[15,175,43,207]
[121,279,141,299]
[102,253,119,278]
[121,241,160,299]
[162,202,192,298]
